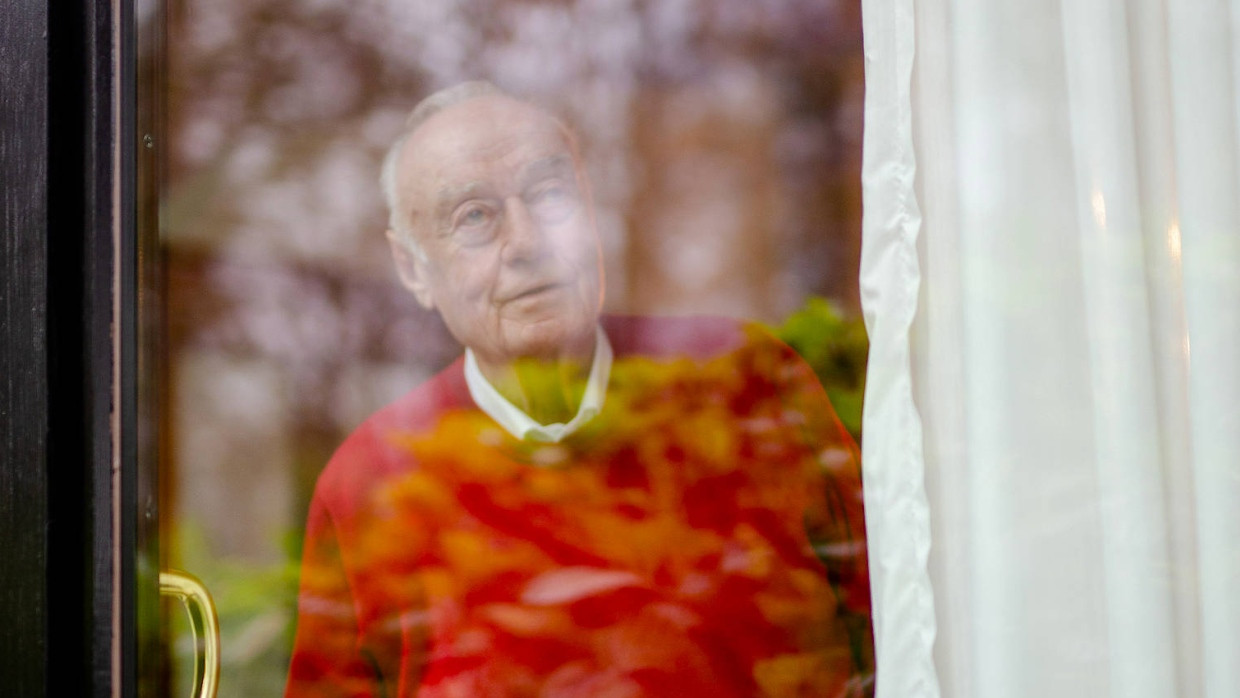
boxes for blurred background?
[143,0,868,692]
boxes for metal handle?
[160,570,220,698]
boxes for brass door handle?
[160,570,220,698]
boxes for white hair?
[379,81,506,259]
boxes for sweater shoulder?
[312,358,470,520]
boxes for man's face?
[390,95,603,366]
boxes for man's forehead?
[397,96,575,196]
[435,154,574,198]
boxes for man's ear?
[386,229,435,310]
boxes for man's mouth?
[504,282,564,304]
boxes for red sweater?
[286,316,872,697]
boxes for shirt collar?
[463,326,612,443]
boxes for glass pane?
[138,1,872,694]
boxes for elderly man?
[286,83,872,697]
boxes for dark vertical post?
[46,0,120,695]
[0,0,52,694]
[0,0,119,694]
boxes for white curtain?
[859,0,1240,696]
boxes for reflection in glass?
[148,0,870,693]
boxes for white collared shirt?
[463,326,612,443]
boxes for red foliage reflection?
[287,320,872,696]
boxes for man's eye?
[451,203,498,246]
[459,206,490,226]
[528,182,577,222]
[536,184,566,201]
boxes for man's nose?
[500,196,550,264]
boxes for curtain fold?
[863,0,1240,696]
[1167,6,1240,697]
[859,0,940,696]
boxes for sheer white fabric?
[861,0,1240,696]
[859,0,940,696]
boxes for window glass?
[138,1,872,694]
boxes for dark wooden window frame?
[1,0,134,695]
